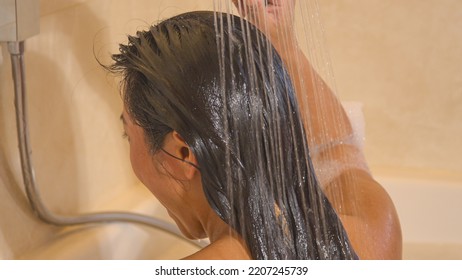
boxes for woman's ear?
[161,131,199,180]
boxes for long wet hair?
[108,11,357,259]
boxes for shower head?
[0,0,39,42]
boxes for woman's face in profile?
[120,106,209,240]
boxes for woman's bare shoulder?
[325,168,403,259]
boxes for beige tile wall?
[318,0,462,178]
[0,0,460,258]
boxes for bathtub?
[20,184,202,260]
[19,173,462,260]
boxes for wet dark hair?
[108,11,357,259]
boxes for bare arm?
[233,0,353,148]
[233,0,402,259]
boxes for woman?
[111,0,401,259]
[232,0,402,259]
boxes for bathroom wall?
[318,0,462,181]
[0,0,460,259]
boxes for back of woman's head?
[109,11,357,260]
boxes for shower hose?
[7,41,203,249]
